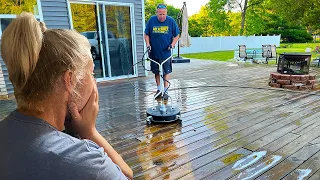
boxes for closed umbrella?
[179,2,191,47]
[172,2,191,63]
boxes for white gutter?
[141,0,147,77]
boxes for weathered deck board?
[2,60,320,179]
[259,143,320,179]
[207,114,320,180]
[114,92,283,153]
[183,111,320,179]
[103,90,283,151]
[124,93,315,166]
[230,126,320,179]
[134,96,320,179]
[163,106,320,179]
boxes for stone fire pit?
[269,53,316,90]
[269,73,316,90]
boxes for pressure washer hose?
[126,50,320,100]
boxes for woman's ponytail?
[1,12,45,92]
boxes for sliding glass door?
[104,5,134,77]
[70,3,105,78]
[70,1,136,80]
[98,3,135,78]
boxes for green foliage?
[143,0,319,39]
[266,0,320,33]
[0,0,37,14]
[244,5,268,35]
[207,0,231,35]
[188,18,203,37]
[228,12,241,35]
[188,5,225,37]
[269,29,313,43]
[166,5,180,20]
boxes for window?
[81,32,96,39]
[1,19,13,33]
[0,0,42,39]
[0,16,40,39]
[0,17,14,38]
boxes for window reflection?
[70,3,104,78]
[0,0,38,15]
[105,6,134,77]
[1,19,13,33]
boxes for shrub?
[267,29,313,43]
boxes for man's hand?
[168,44,174,50]
[147,45,151,52]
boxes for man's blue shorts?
[150,58,172,75]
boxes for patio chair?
[262,45,272,64]
[238,45,253,62]
[271,45,277,63]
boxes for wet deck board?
[133,96,320,179]
[186,111,320,179]
[2,60,320,179]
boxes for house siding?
[41,0,70,29]
[0,48,14,97]
[0,57,8,96]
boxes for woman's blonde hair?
[1,12,91,112]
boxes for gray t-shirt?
[0,110,128,180]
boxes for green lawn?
[182,51,234,61]
[278,43,319,59]
[180,43,320,61]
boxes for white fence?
[173,35,281,54]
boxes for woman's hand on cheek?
[68,84,99,139]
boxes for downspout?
[141,0,147,77]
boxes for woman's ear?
[63,70,75,94]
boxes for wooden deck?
[2,60,320,179]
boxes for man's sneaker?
[163,93,169,101]
[155,90,162,99]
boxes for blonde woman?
[0,13,133,180]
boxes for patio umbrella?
[179,2,191,47]
[172,2,191,63]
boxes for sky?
[165,0,210,16]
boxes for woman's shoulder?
[46,134,127,179]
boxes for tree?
[228,12,241,35]
[188,18,203,37]
[207,0,263,35]
[266,0,320,33]
[207,0,231,35]
[188,6,216,37]
[228,0,264,35]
